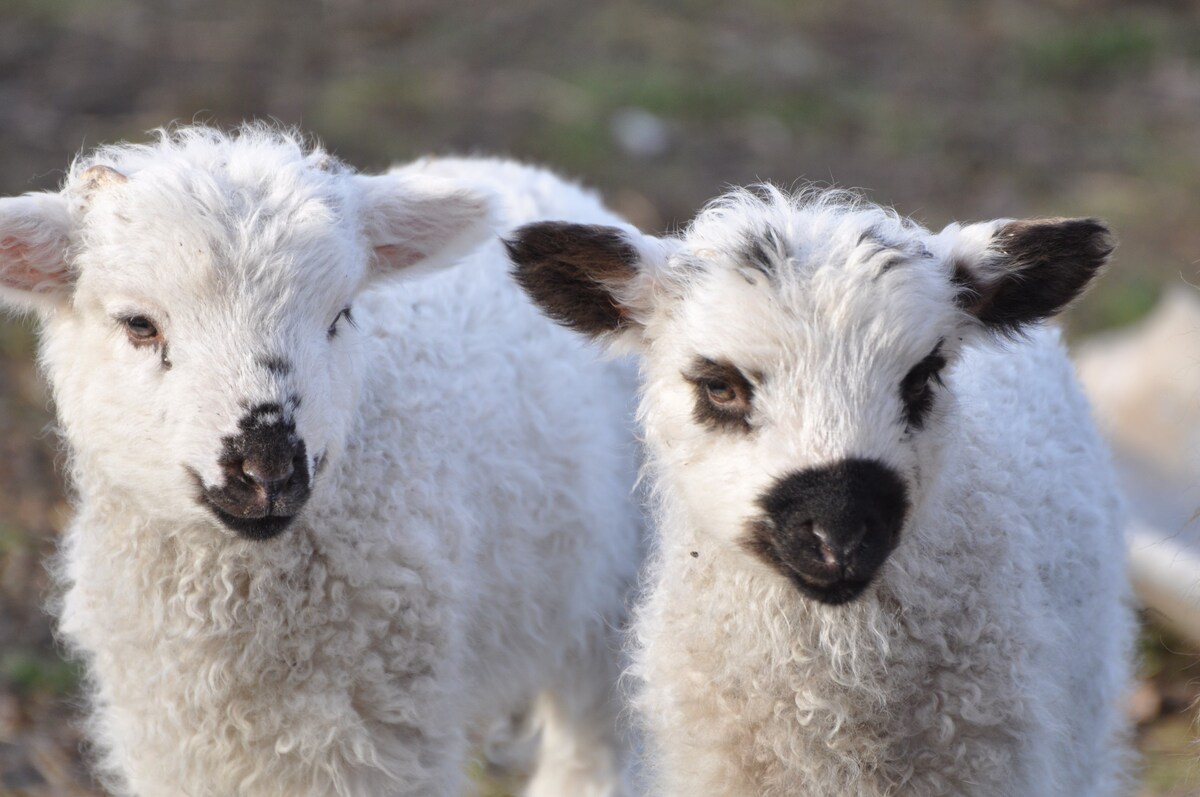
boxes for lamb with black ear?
[506,187,1133,797]
[0,127,643,797]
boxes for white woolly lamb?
[0,126,642,797]
[505,188,1135,796]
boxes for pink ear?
[0,192,73,311]
[355,172,496,279]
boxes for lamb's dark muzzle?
[745,458,909,604]
[201,403,310,541]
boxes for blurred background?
[0,0,1197,794]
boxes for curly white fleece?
[623,192,1134,797]
[0,128,641,796]
[504,187,1135,796]
[632,327,1133,796]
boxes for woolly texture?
[0,127,641,797]
[508,187,1134,797]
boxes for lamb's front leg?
[525,623,634,797]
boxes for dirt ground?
[0,1,1197,794]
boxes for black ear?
[504,222,641,338]
[953,218,1114,335]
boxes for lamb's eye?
[900,343,947,430]
[328,306,353,339]
[686,358,755,433]
[704,379,738,405]
[122,315,161,346]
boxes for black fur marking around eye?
[684,357,755,433]
[160,343,172,371]
[899,342,947,430]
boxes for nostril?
[233,463,254,487]
[242,457,295,492]
[804,524,846,567]
[815,539,838,567]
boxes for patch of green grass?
[0,651,82,698]
[0,0,99,23]
[0,523,34,556]
[327,74,435,117]
[466,759,519,797]
[526,119,613,173]
[564,66,838,130]
[309,72,438,157]
[1069,275,1160,338]
[1138,621,1200,684]
[0,317,39,360]
[567,68,742,121]
[1135,620,1200,795]
[1022,19,1158,83]
[1140,714,1200,795]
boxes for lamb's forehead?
[69,129,360,301]
[667,196,960,361]
[682,190,931,281]
[72,127,349,218]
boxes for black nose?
[745,458,909,604]
[201,403,311,540]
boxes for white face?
[507,188,1111,603]
[46,172,366,536]
[637,210,965,600]
[0,128,494,540]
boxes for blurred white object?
[1076,287,1200,642]
[610,107,670,158]
[1128,521,1200,642]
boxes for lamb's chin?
[209,509,298,541]
[786,572,873,606]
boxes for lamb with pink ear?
[506,187,1134,797]
[0,125,642,797]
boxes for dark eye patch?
[684,357,756,433]
[899,342,947,430]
